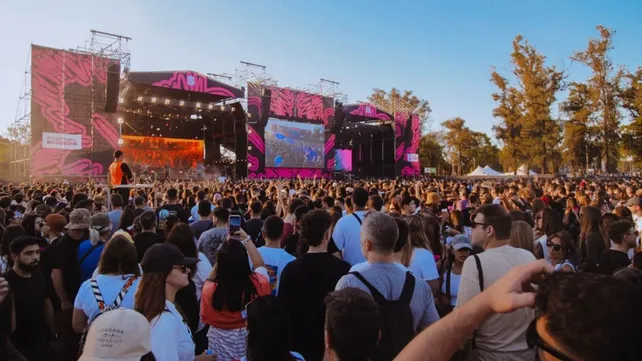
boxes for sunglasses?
[546,241,564,252]
[172,265,188,273]
[527,318,576,361]
[471,221,490,228]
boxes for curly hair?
[299,209,332,247]
[535,272,642,361]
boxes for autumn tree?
[441,117,469,175]
[368,88,432,132]
[509,35,564,174]
[490,71,524,174]
[418,132,450,175]
[560,82,599,175]
[441,117,500,175]
[571,25,622,172]
[619,67,642,163]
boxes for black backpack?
[350,271,416,361]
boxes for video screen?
[265,119,324,168]
[121,135,204,170]
[335,149,353,171]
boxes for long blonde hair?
[510,221,534,254]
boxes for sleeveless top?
[109,161,123,185]
[551,259,575,272]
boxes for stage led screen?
[335,149,353,171]
[121,135,204,170]
[265,119,324,168]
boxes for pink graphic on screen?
[30,46,116,177]
[335,149,353,171]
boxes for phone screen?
[229,215,241,233]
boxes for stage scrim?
[121,135,204,169]
[30,45,119,178]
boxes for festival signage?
[42,132,82,150]
[407,153,419,162]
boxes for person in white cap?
[78,308,154,361]
[437,234,473,314]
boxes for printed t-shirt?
[200,267,270,329]
[257,247,296,295]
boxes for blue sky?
[1,0,640,139]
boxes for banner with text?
[42,132,83,150]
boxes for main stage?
[25,40,421,180]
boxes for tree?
[441,117,501,175]
[619,67,642,163]
[571,25,622,172]
[368,88,432,132]
[509,35,564,174]
[418,132,450,175]
[560,82,599,175]
[490,71,524,174]
[441,117,469,175]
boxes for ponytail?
[89,225,111,245]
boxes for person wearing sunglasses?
[546,231,576,273]
[135,243,213,361]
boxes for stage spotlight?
[118,138,124,145]
[196,102,201,108]
[220,105,225,111]
[117,117,124,124]
[156,128,160,131]
[208,104,214,110]
[137,96,143,102]
[180,101,185,106]
[248,162,253,168]
[248,146,252,151]
[151,97,157,103]
[164,99,171,105]
[248,129,252,134]
[248,113,252,118]
[119,98,124,104]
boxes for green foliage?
[441,117,501,175]
[571,25,622,172]
[368,88,432,132]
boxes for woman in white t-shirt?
[73,235,141,333]
[166,223,213,354]
[135,243,214,361]
[404,215,440,296]
[243,295,304,361]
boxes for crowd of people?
[1,174,642,361]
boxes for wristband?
[242,236,251,245]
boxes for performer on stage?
[109,150,133,203]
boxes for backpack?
[350,271,415,361]
[78,276,138,355]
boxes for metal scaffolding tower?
[8,47,32,180]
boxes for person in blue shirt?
[274,155,283,167]
[256,216,295,295]
[77,213,112,282]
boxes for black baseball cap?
[140,243,199,273]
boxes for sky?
[1,0,641,139]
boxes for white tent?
[504,165,538,176]
[467,166,488,176]
[483,165,504,176]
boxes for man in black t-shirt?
[157,188,190,225]
[278,210,350,361]
[245,201,264,247]
[6,236,57,361]
[133,211,165,262]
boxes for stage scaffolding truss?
[8,30,131,181]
